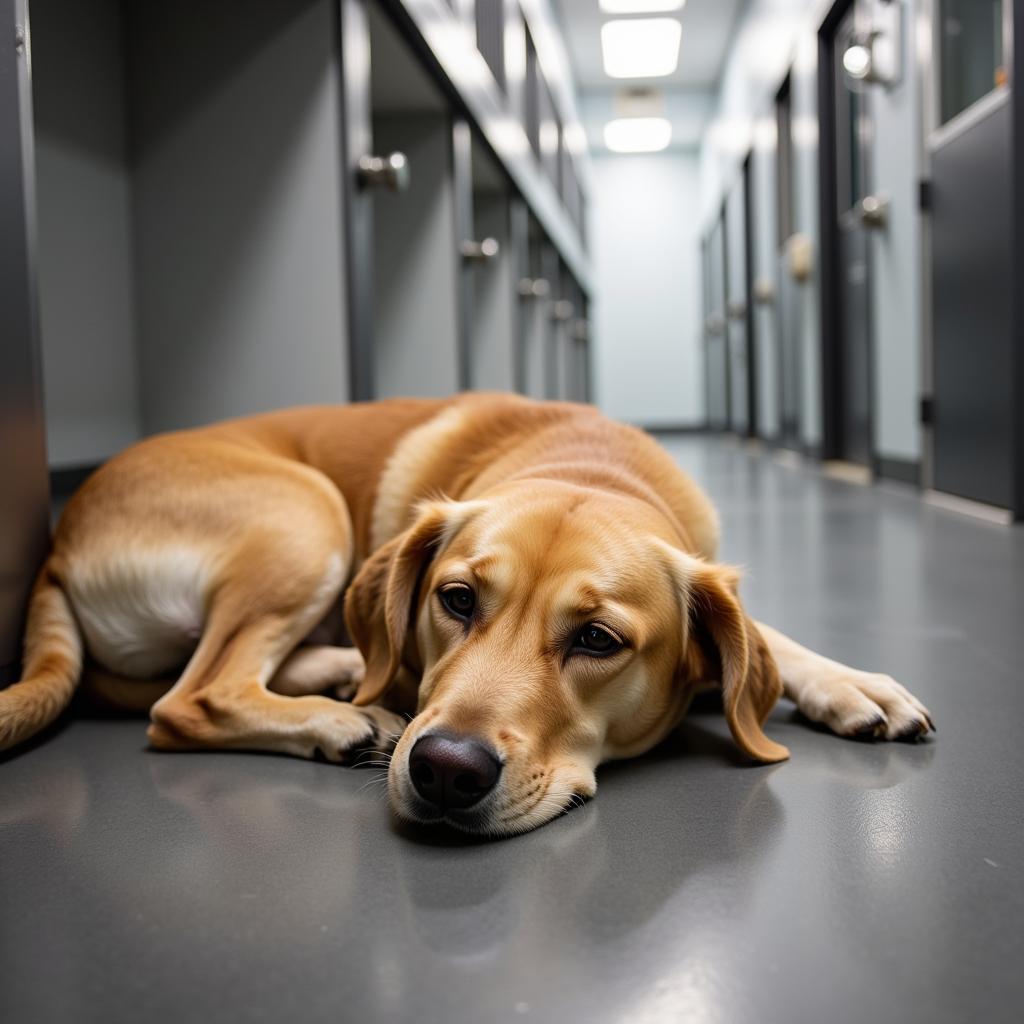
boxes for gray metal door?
[832,4,873,466]
[0,0,52,682]
[776,76,801,450]
[725,174,750,436]
[930,0,1013,507]
[705,217,729,430]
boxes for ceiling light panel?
[604,117,672,153]
[601,19,682,79]
[599,0,685,13]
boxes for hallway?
[2,437,1020,1024]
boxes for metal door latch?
[517,278,550,298]
[551,300,574,323]
[460,238,500,262]
[357,153,409,192]
[858,194,890,229]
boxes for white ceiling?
[553,0,745,91]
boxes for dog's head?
[345,482,788,835]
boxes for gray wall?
[131,0,349,433]
[32,0,350,465]
[372,113,460,398]
[590,152,704,428]
[32,0,140,467]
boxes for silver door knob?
[551,299,574,322]
[518,277,550,298]
[460,238,500,261]
[357,152,410,191]
[858,194,889,229]
[727,300,747,321]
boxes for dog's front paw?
[798,671,935,742]
[307,704,407,765]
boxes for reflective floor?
[3,437,1023,1023]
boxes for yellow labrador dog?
[0,394,932,834]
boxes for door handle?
[727,300,747,321]
[550,300,574,323]
[357,152,410,192]
[858,194,889,229]
[460,238,500,262]
[518,277,550,298]
[705,313,725,336]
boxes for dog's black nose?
[408,732,502,811]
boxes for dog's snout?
[408,732,502,811]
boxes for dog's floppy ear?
[345,499,485,706]
[660,543,789,763]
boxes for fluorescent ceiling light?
[599,0,685,13]
[604,117,672,153]
[601,19,682,79]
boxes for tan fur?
[0,394,932,833]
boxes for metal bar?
[0,0,52,676]
[337,0,376,401]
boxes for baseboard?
[873,456,921,487]
[638,423,710,435]
[822,460,872,485]
[923,489,1013,525]
[50,463,100,498]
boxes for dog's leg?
[149,620,404,763]
[268,645,365,700]
[146,492,405,761]
[755,622,934,741]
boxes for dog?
[0,394,933,834]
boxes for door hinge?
[920,396,934,425]
[918,179,932,212]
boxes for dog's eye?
[573,624,623,657]
[439,585,476,620]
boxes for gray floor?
[3,437,1023,1024]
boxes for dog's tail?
[0,564,83,751]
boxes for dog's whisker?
[356,774,391,795]
[358,749,393,762]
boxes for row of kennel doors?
[702,122,804,455]
[0,0,591,682]
[703,0,1020,516]
[347,0,591,405]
